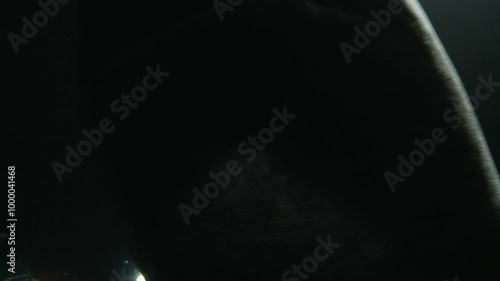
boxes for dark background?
[4,0,500,281]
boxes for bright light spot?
[136,275,145,281]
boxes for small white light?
[136,275,146,281]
